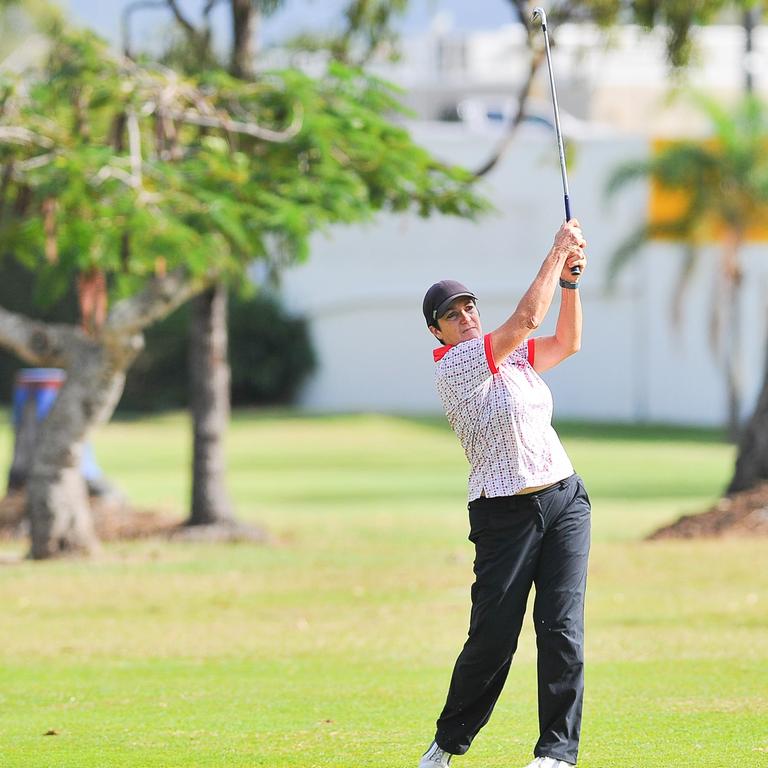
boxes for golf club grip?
[563,195,581,276]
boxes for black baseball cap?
[422,280,477,327]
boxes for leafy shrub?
[0,259,315,410]
[119,291,316,411]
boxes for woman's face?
[430,297,482,346]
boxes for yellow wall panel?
[648,138,768,242]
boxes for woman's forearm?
[514,248,567,332]
[554,285,582,355]
[490,221,585,364]
[490,247,567,362]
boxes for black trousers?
[434,473,591,765]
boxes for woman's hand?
[553,219,587,281]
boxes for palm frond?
[650,143,719,188]
[604,221,652,293]
[604,159,654,199]
[689,92,739,145]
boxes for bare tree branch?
[473,0,589,178]
[0,126,55,149]
[0,306,77,367]
[106,267,210,335]
[15,153,55,171]
[161,104,303,142]
[202,0,221,20]
[473,47,545,177]
[126,108,143,187]
[201,0,224,50]
[121,0,169,58]
[166,0,200,38]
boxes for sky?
[59,0,518,51]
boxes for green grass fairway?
[1,412,766,768]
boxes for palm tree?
[605,94,768,441]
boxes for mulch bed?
[0,491,179,542]
[648,481,768,540]
[6,483,765,544]
[0,491,269,544]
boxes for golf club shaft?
[533,8,580,275]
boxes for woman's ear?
[429,324,444,344]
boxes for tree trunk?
[187,283,234,526]
[27,336,142,558]
[744,6,757,95]
[230,0,257,79]
[722,230,744,440]
[727,306,768,494]
[180,0,259,528]
[0,268,206,558]
[724,276,743,440]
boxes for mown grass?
[0,412,766,768]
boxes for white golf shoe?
[418,740,453,767]
[522,758,574,768]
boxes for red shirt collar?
[433,344,453,362]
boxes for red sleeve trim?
[484,334,499,374]
[527,338,535,367]
[433,344,453,363]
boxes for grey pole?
[531,7,580,274]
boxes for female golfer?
[418,220,590,768]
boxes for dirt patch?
[92,498,180,541]
[0,491,269,544]
[648,482,768,540]
[0,491,179,542]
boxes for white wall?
[279,125,768,426]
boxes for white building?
[276,21,768,426]
[280,124,768,426]
[267,20,768,135]
[375,21,768,135]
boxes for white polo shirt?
[433,333,574,501]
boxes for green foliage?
[333,0,410,65]
[605,94,768,286]
[157,0,288,74]
[630,0,763,67]
[0,0,64,51]
[0,29,487,307]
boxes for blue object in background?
[11,368,66,427]
[9,368,105,490]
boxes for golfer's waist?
[472,473,577,506]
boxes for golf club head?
[531,7,546,26]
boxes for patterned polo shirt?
[433,333,574,501]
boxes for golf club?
[531,6,580,275]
